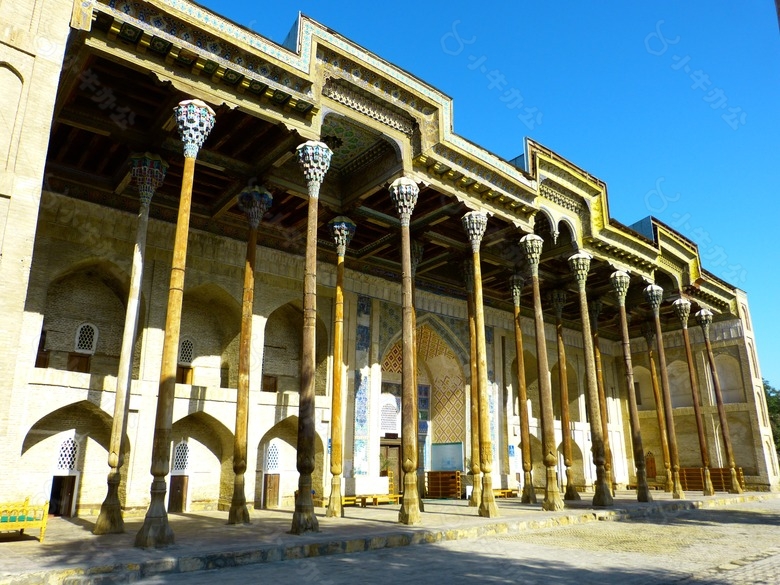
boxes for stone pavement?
[1,491,778,584]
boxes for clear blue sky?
[199,1,779,384]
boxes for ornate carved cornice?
[539,183,585,215]
[92,1,315,115]
[322,78,415,136]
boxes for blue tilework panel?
[356,325,370,352]
[357,295,372,317]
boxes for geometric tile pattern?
[432,369,465,444]
[381,342,403,374]
[380,322,466,446]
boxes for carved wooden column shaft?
[95,153,167,535]
[673,298,715,496]
[512,273,536,504]
[326,216,356,518]
[697,309,743,494]
[464,211,499,518]
[589,298,614,493]
[645,284,684,499]
[568,252,612,507]
[390,177,422,525]
[641,320,673,491]
[465,261,482,507]
[520,234,563,511]
[610,271,651,502]
[228,186,272,525]
[551,288,579,501]
[136,100,215,548]
[410,239,425,511]
[291,140,333,535]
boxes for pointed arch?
[255,415,325,508]
[41,259,146,376]
[263,300,329,395]
[181,283,242,388]
[381,318,467,445]
[171,411,235,510]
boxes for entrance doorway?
[263,473,280,509]
[168,475,188,513]
[380,440,401,495]
[49,475,76,516]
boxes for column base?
[672,470,686,499]
[634,468,653,503]
[521,471,537,504]
[703,468,715,496]
[478,473,499,517]
[592,465,614,507]
[728,467,743,494]
[399,472,421,525]
[135,479,174,548]
[290,474,319,534]
[469,475,482,508]
[227,473,251,525]
[326,475,343,518]
[542,466,564,511]
[93,472,124,535]
[664,468,674,492]
[563,468,581,501]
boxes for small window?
[178,338,194,365]
[56,437,78,471]
[634,382,642,406]
[266,443,280,472]
[172,441,189,473]
[176,338,194,384]
[75,323,98,354]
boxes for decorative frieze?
[322,79,415,135]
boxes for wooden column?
[135,100,215,548]
[551,289,579,501]
[326,217,356,518]
[568,252,612,506]
[463,211,498,517]
[610,271,651,502]
[95,154,167,535]
[589,299,614,494]
[228,186,272,524]
[520,234,563,511]
[390,177,422,525]
[696,309,743,494]
[290,141,333,534]
[411,239,425,512]
[644,284,685,499]
[511,274,536,504]
[641,321,672,491]
[673,298,715,496]
[465,261,482,507]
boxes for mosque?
[0,0,776,543]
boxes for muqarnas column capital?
[388,177,419,226]
[238,185,273,229]
[462,211,488,253]
[174,99,216,159]
[328,216,356,257]
[519,234,544,276]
